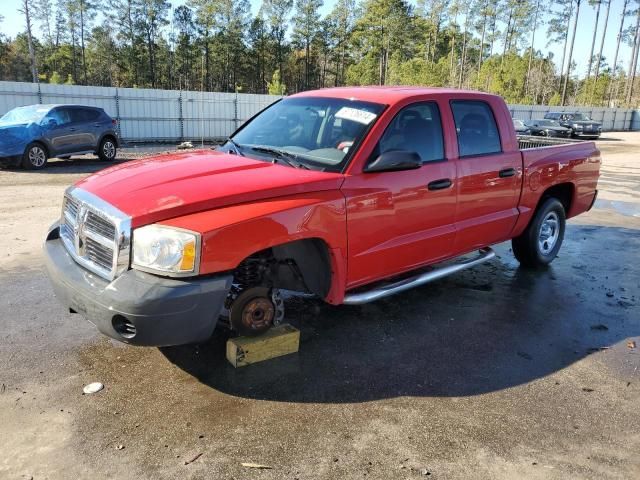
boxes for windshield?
[570,113,591,121]
[230,97,386,171]
[0,105,50,125]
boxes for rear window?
[451,100,502,157]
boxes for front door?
[43,107,85,154]
[450,100,522,253]
[342,101,458,288]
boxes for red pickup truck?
[44,87,600,346]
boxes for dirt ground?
[0,135,638,480]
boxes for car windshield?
[0,105,50,125]
[570,113,591,121]
[230,97,386,171]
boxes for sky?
[0,0,634,78]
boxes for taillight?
[112,119,118,126]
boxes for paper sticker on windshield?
[335,107,377,125]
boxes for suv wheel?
[22,143,48,170]
[98,137,117,161]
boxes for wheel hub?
[538,211,559,254]
[241,297,275,331]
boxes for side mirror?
[364,150,422,173]
[43,118,58,128]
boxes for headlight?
[573,123,583,129]
[132,225,200,276]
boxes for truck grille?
[59,187,131,281]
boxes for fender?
[160,190,349,304]
[512,143,600,237]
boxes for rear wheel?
[22,143,48,170]
[512,197,566,268]
[98,137,117,161]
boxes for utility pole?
[562,0,582,106]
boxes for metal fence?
[0,81,281,142]
[508,104,637,132]
[0,81,637,142]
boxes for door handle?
[428,178,452,191]
[68,127,77,132]
[499,168,516,178]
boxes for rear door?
[67,107,98,151]
[450,99,522,253]
[342,101,458,288]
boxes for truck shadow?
[160,225,639,403]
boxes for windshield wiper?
[249,146,309,169]
[225,137,245,156]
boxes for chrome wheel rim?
[103,141,115,159]
[29,146,46,167]
[539,211,560,255]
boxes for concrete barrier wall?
[0,81,636,142]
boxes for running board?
[343,247,496,305]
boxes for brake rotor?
[229,287,283,336]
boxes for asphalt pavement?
[0,134,638,480]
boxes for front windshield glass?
[0,105,50,125]
[231,97,386,171]
[570,113,591,121]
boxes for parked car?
[525,119,572,137]
[544,112,602,138]
[513,118,531,135]
[43,87,600,346]
[0,104,119,169]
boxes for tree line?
[1,0,640,107]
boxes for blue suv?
[0,104,119,169]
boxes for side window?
[68,108,88,123]
[83,109,101,122]
[47,108,72,126]
[451,100,501,157]
[377,102,444,163]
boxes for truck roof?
[292,86,500,104]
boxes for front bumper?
[43,224,232,346]
[573,130,601,137]
[0,143,25,166]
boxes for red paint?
[76,87,600,302]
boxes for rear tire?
[98,137,117,161]
[512,197,566,268]
[22,143,48,170]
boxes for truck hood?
[75,149,344,227]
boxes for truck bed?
[517,135,600,221]
[517,135,586,150]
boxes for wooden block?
[226,324,300,368]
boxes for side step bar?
[343,247,496,305]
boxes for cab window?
[376,102,444,163]
[451,100,501,157]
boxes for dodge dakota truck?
[43,87,600,346]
